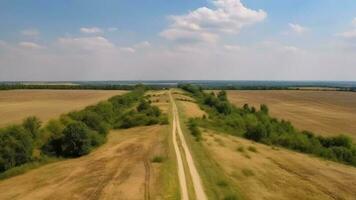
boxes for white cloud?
[160,0,266,43]
[288,23,308,34]
[133,41,151,49]
[80,27,103,34]
[57,36,114,51]
[21,29,40,37]
[282,45,301,53]
[338,30,356,39]
[224,44,241,51]
[18,42,44,49]
[337,18,356,39]
[120,47,136,53]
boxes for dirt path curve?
[169,91,207,200]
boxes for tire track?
[169,91,207,200]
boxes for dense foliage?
[0,86,167,173]
[180,84,356,167]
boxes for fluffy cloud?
[338,30,356,39]
[160,0,266,43]
[57,36,114,51]
[18,42,44,49]
[80,27,103,34]
[21,29,40,37]
[337,18,356,39]
[288,23,308,34]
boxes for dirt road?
[169,91,207,200]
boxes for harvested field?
[0,90,125,127]
[203,131,356,200]
[0,125,166,200]
[227,90,356,140]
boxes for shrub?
[61,122,95,157]
[22,116,42,138]
[188,119,202,140]
[151,156,164,163]
[247,146,258,153]
[0,125,33,172]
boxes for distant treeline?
[0,84,170,90]
[1,83,356,92]
[199,85,356,92]
[0,85,167,174]
[180,84,356,167]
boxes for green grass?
[176,100,242,200]
[160,102,180,200]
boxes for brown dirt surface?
[203,131,356,200]
[0,125,166,200]
[226,90,356,140]
[0,90,126,127]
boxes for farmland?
[203,132,356,200]
[227,90,356,140]
[0,90,126,127]
[0,125,168,200]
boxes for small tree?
[260,104,269,114]
[61,122,92,157]
[22,116,42,138]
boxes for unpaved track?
[169,91,207,200]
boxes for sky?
[0,0,356,81]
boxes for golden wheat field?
[203,132,356,200]
[227,90,356,140]
[0,125,167,200]
[0,90,126,127]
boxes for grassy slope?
[226,90,356,140]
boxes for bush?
[151,156,164,163]
[61,122,96,157]
[0,125,33,172]
[22,116,42,138]
[245,124,267,142]
[188,119,202,140]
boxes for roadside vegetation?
[179,84,356,167]
[0,85,168,176]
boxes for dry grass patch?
[227,90,356,140]
[147,90,170,114]
[0,90,126,127]
[0,125,166,200]
[203,131,356,200]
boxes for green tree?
[22,116,42,138]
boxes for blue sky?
[0,0,356,81]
